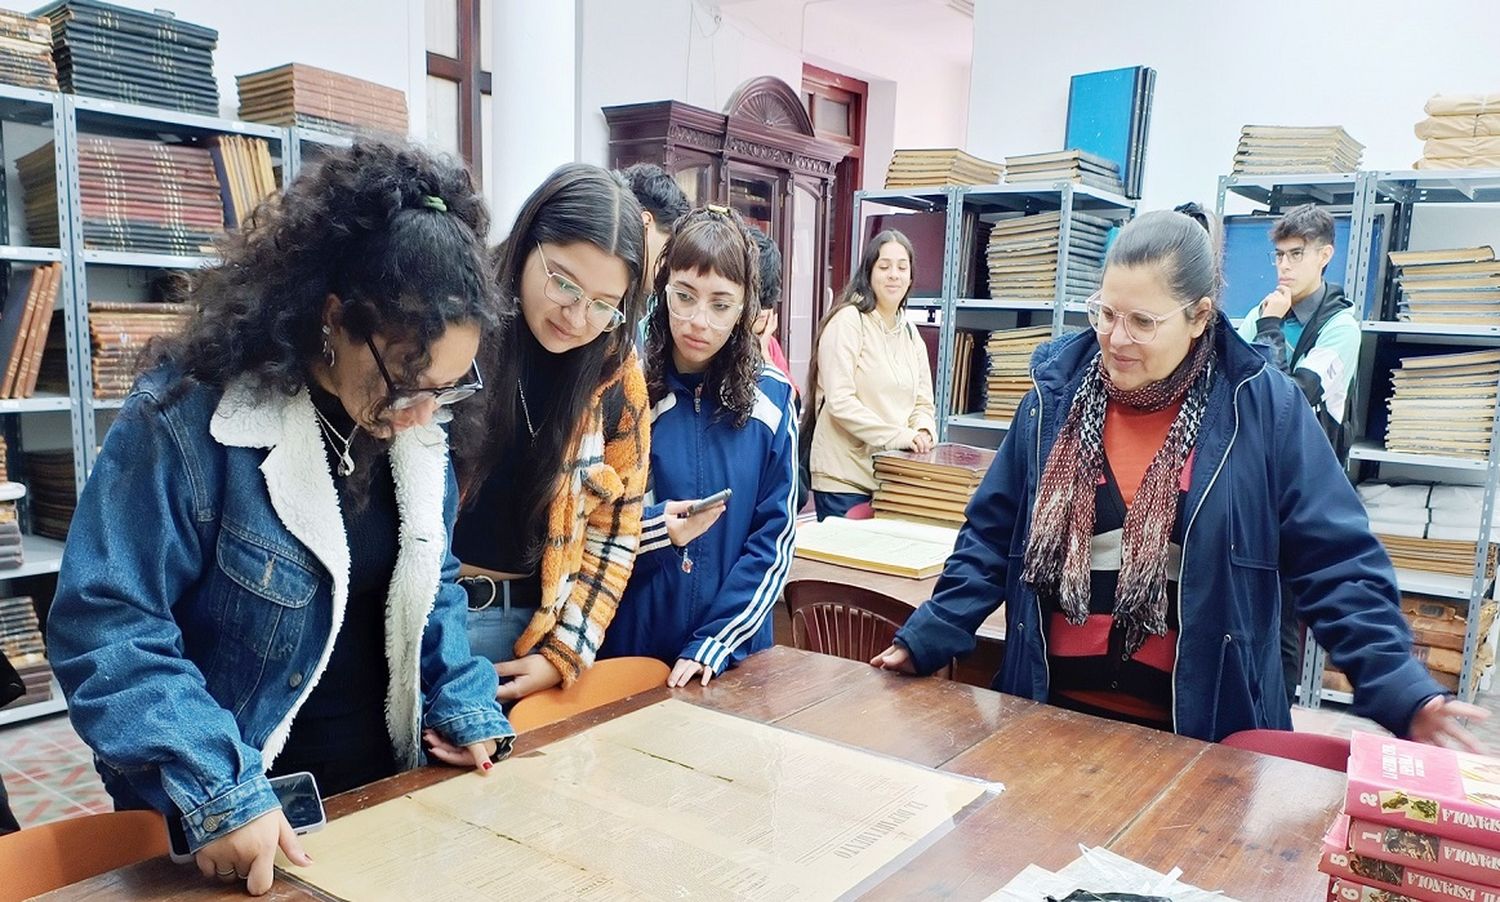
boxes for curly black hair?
[151,140,496,480]
[747,225,782,310]
[644,206,763,427]
[621,162,690,232]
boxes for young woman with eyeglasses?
[802,229,936,520]
[47,142,511,896]
[598,206,797,687]
[873,209,1487,751]
[452,164,651,702]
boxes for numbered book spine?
[1346,731,1500,849]
[1348,815,1500,890]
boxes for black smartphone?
[167,771,326,864]
[684,488,732,515]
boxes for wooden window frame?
[802,63,867,294]
[426,0,493,178]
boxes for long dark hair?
[644,206,762,427]
[799,229,916,445]
[465,164,647,556]
[153,140,495,476]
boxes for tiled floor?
[3,681,1500,831]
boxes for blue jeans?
[465,600,536,665]
[814,490,872,521]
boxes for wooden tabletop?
[45,647,1343,901]
[788,557,1006,641]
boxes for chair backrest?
[1220,728,1351,772]
[785,579,951,676]
[507,656,671,733]
[0,808,168,902]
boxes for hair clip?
[421,195,448,212]
[705,204,732,216]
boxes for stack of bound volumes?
[36,0,219,115]
[0,596,49,706]
[1231,125,1363,175]
[946,328,986,416]
[206,135,278,228]
[883,149,1002,188]
[0,482,23,569]
[871,443,995,527]
[1003,150,1123,194]
[0,263,62,400]
[0,9,59,90]
[25,449,74,540]
[88,301,193,399]
[1327,595,1497,695]
[1415,94,1500,170]
[985,211,1109,302]
[1384,348,1500,460]
[17,137,225,255]
[237,63,408,137]
[984,326,1051,421]
[1390,246,1500,327]
[1321,732,1500,901]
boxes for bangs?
[665,218,751,291]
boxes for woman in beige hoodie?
[802,230,936,520]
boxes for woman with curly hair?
[452,164,652,701]
[46,142,511,896]
[597,206,798,687]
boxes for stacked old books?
[88,301,193,399]
[1231,125,1363,175]
[1383,348,1500,460]
[0,596,50,706]
[1320,732,1500,901]
[1003,150,1124,194]
[25,449,74,540]
[0,264,62,400]
[1324,595,1499,696]
[206,135,278,228]
[1390,246,1500,327]
[0,9,59,90]
[36,0,219,115]
[0,480,23,569]
[17,137,224,255]
[871,443,995,528]
[984,326,1051,421]
[985,211,1109,302]
[883,149,1002,188]
[237,63,408,137]
[1415,94,1500,170]
[946,329,987,416]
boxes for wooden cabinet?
[604,77,847,392]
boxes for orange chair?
[1221,728,1351,772]
[785,579,954,678]
[0,808,168,901]
[507,656,671,733]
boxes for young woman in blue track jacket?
[873,210,1486,749]
[599,206,798,688]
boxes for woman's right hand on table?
[870,643,917,674]
[194,807,311,896]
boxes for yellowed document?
[291,699,992,900]
[793,517,960,579]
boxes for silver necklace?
[312,405,358,477]
[517,383,538,440]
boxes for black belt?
[459,575,541,612]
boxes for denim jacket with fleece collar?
[895,314,1443,741]
[47,367,512,851]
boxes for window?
[425,0,493,185]
[802,64,867,294]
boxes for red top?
[1102,398,1183,505]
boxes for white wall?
[0,0,424,127]
[967,0,1500,216]
[577,0,971,189]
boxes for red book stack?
[1320,731,1500,900]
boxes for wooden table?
[784,557,1005,687]
[45,647,1344,901]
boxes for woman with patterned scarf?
[873,210,1485,749]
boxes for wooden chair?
[1221,729,1351,772]
[0,808,168,902]
[507,657,671,733]
[785,579,954,678]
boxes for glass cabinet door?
[785,179,823,393]
[667,149,718,208]
[728,165,781,237]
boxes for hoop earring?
[321,324,336,367]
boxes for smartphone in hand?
[167,771,326,863]
[682,488,732,517]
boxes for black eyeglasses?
[364,337,483,412]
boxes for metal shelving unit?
[1325,168,1500,705]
